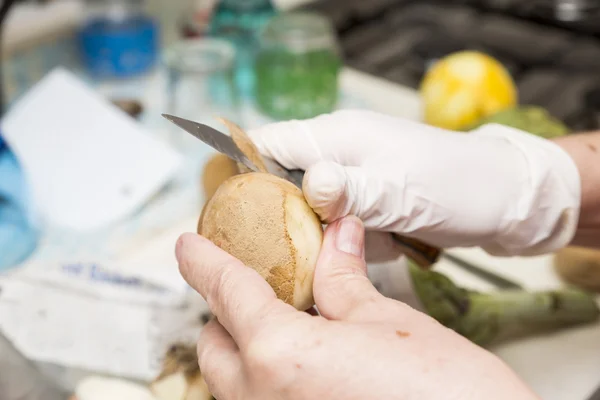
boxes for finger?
[176,233,294,348]
[313,216,384,321]
[364,231,405,263]
[248,109,456,171]
[197,319,242,399]
[303,161,400,229]
[247,109,391,170]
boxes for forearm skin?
[553,132,600,248]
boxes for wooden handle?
[391,234,442,269]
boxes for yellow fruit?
[420,51,518,131]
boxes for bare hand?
[176,216,539,400]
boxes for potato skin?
[554,246,600,292]
[199,172,323,310]
[199,153,241,234]
[201,153,240,202]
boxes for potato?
[199,172,324,311]
[200,116,264,204]
[201,153,240,202]
[553,246,600,292]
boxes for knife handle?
[390,234,442,269]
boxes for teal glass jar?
[255,12,342,120]
[208,0,278,98]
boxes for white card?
[0,68,183,230]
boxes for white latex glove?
[248,109,581,256]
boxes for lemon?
[420,51,518,131]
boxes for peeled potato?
[554,246,600,292]
[199,172,324,311]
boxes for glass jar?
[163,38,240,155]
[255,12,342,120]
[208,0,278,98]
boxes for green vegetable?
[466,105,570,139]
[409,262,600,346]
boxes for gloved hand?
[248,110,581,256]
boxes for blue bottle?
[0,133,39,271]
[78,0,159,79]
[208,0,277,98]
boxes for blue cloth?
[0,135,38,271]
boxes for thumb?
[313,216,384,321]
[304,161,388,226]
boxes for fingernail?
[335,217,364,257]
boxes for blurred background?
[0,0,599,399]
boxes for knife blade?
[163,114,261,172]
[161,113,521,287]
[162,114,308,190]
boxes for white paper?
[12,260,187,308]
[0,260,195,381]
[0,279,159,381]
[0,68,183,231]
[114,216,199,293]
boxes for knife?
[161,113,522,286]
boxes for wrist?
[471,123,581,256]
[552,133,600,248]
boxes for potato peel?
[217,117,268,173]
